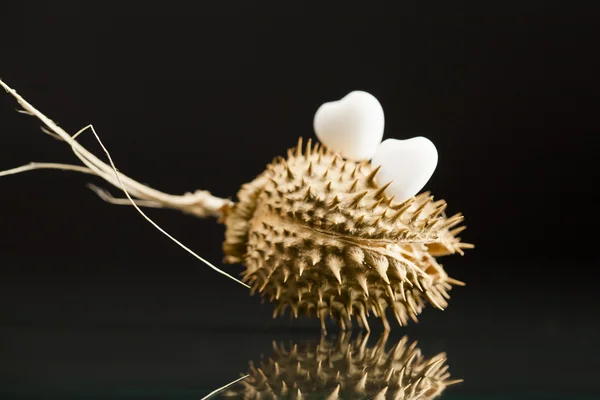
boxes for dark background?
[0,2,598,398]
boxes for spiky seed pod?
[223,138,472,331]
[223,334,461,399]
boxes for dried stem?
[1,80,232,219]
[0,78,249,288]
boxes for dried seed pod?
[223,138,472,332]
[223,333,461,399]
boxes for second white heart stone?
[371,137,438,202]
[313,90,385,161]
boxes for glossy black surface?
[1,262,598,399]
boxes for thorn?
[411,196,433,223]
[356,214,366,225]
[370,198,384,210]
[458,242,475,249]
[351,166,359,179]
[286,165,295,181]
[415,191,431,201]
[321,169,329,180]
[389,203,411,223]
[423,357,446,377]
[429,202,447,219]
[331,155,340,167]
[325,181,332,193]
[356,274,369,297]
[327,260,343,284]
[373,181,393,199]
[307,161,313,176]
[341,161,347,173]
[303,186,314,201]
[450,226,467,236]
[305,138,312,158]
[426,215,442,227]
[349,179,359,192]
[349,191,368,208]
[443,213,465,229]
[426,290,445,310]
[371,216,383,227]
[385,284,396,301]
[329,195,341,207]
[374,260,390,284]
[365,165,381,187]
[392,196,414,211]
[296,137,303,157]
[383,194,395,206]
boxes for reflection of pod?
[223,333,462,399]
[224,138,473,332]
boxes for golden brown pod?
[223,138,473,332]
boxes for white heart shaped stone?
[313,90,384,161]
[371,137,438,202]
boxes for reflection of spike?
[373,386,388,400]
[355,372,368,392]
[325,384,340,400]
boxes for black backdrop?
[0,2,598,397]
